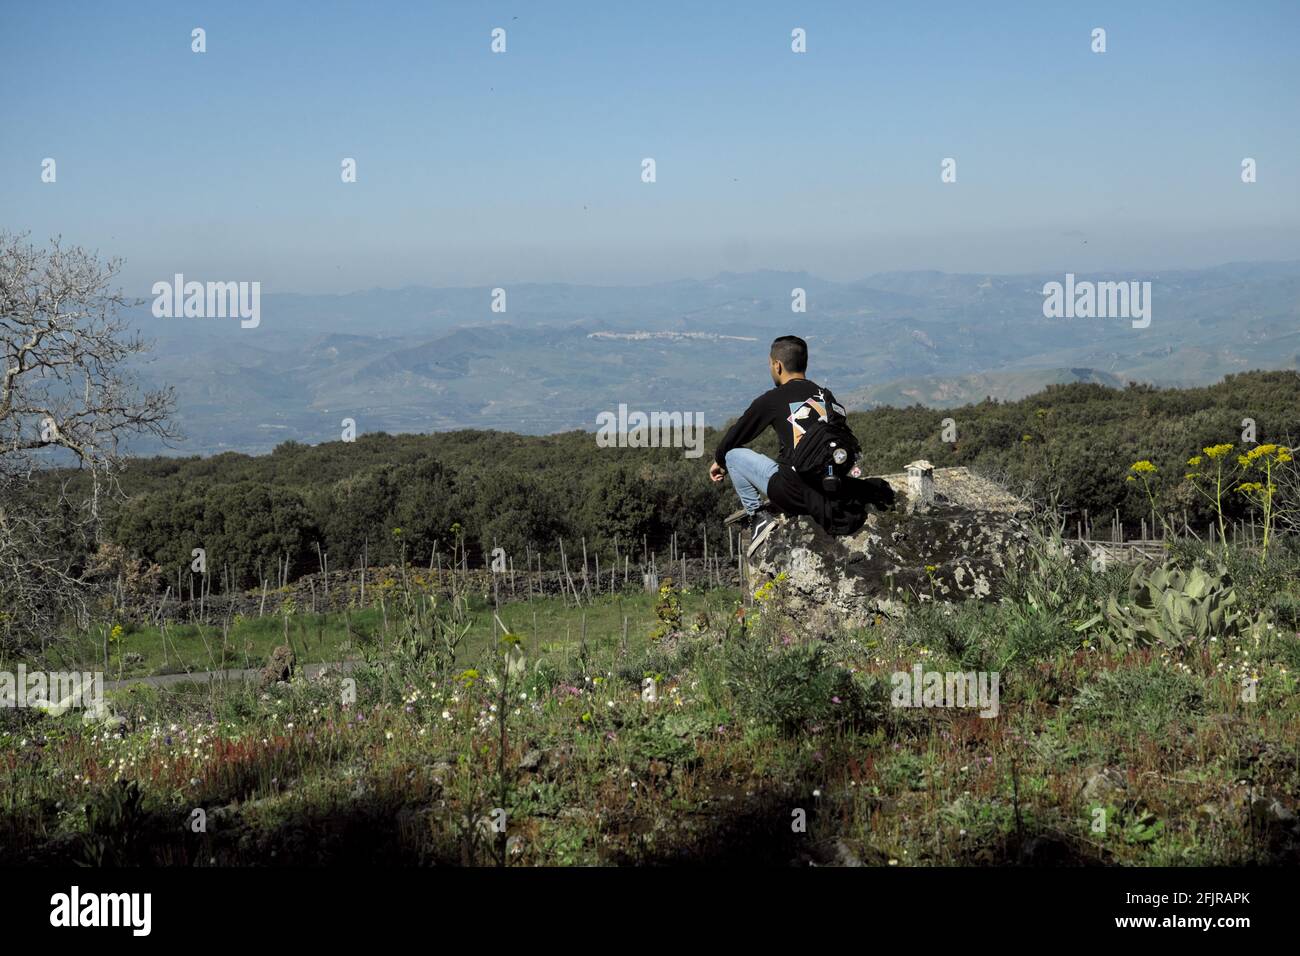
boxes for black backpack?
[786,389,860,494]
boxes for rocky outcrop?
[748,463,1034,630]
[259,644,296,687]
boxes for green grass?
[4,540,1299,867]
[24,586,742,682]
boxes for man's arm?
[712,393,772,469]
[823,385,846,418]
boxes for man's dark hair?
[770,335,808,373]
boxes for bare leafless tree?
[0,232,177,651]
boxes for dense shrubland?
[36,370,1300,597]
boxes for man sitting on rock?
[709,335,891,556]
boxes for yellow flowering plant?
[650,577,682,640]
[753,573,786,605]
[750,572,790,635]
[1235,444,1291,560]
[923,564,940,598]
[1125,460,1173,538]
[107,623,126,678]
[1183,443,1241,546]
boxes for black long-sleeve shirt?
[714,378,893,534]
[714,378,842,522]
[714,378,839,468]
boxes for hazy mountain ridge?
[845,368,1129,409]
[129,262,1300,455]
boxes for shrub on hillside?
[721,639,886,736]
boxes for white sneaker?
[747,512,785,558]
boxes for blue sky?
[2,0,1297,293]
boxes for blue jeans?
[725,447,779,515]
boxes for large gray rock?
[748,464,1034,630]
[259,644,296,687]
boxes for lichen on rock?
[747,464,1034,631]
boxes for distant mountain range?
[128,261,1300,455]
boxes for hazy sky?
[2,1,1297,294]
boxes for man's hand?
[709,461,726,483]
